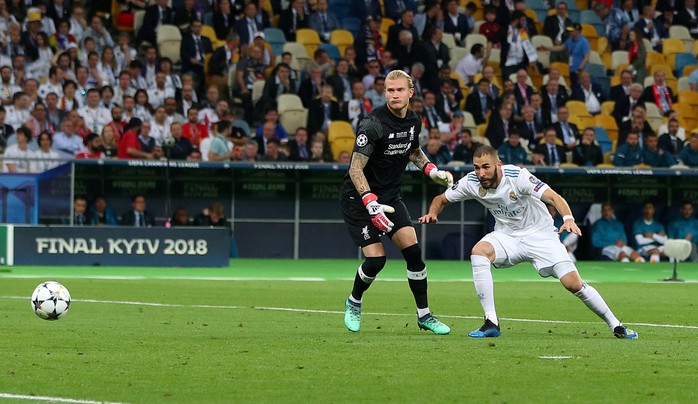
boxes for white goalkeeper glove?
[423,162,453,188]
[361,192,395,233]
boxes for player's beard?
[387,99,408,116]
[479,168,500,189]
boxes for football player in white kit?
[419,145,639,339]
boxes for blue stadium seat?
[329,0,353,19]
[587,63,606,79]
[594,127,613,154]
[525,0,547,9]
[341,17,362,38]
[580,10,605,35]
[204,11,213,26]
[264,27,287,56]
[674,53,697,77]
[319,43,343,62]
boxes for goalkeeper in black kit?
[340,70,453,334]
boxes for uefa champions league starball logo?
[356,134,368,147]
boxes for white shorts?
[481,229,576,279]
[601,245,635,260]
[638,244,663,257]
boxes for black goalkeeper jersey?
[341,104,423,201]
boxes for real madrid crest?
[509,192,517,201]
[478,187,487,197]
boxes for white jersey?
[445,165,554,237]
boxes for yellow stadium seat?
[650,64,676,79]
[330,30,354,56]
[279,109,308,135]
[331,137,355,161]
[645,51,665,69]
[662,38,685,70]
[565,100,591,118]
[673,103,697,131]
[683,65,698,78]
[328,121,355,143]
[295,28,321,58]
[277,94,303,115]
[679,90,698,115]
[595,115,618,141]
[601,101,615,117]
[550,61,570,84]
[611,50,629,71]
[581,24,598,50]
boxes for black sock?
[408,278,428,309]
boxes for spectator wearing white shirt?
[455,43,490,86]
[5,92,31,131]
[83,15,114,54]
[38,66,65,99]
[3,127,36,173]
[0,65,20,106]
[149,106,171,146]
[147,72,175,109]
[68,5,87,44]
[34,131,61,172]
[78,89,111,134]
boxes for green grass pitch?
[1,259,698,403]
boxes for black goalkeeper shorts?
[340,195,413,248]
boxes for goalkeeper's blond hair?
[385,70,414,89]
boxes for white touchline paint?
[0,392,128,404]
[537,356,575,360]
[1,295,697,330]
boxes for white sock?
[417,307,431,318]
[471,255,498,325]
[621,257,630,263]
[650,254,660,263]
[574,283,620,330]
[348,294,361,304]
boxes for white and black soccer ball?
[31,281,71,320]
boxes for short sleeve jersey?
[342,104,423,201]
[444,165,554,237]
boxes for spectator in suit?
[181,19,213,95]
[573,127,604,166]
[443,0,469,46]
[435,79,459,122]
[541,79,568,125]
[278,0,308,42]
[208,32,241,97]
[234,1,264,46]
[166,122,194,160]
[384,0,417,22]
[288,127,311,162]
[416,26,450,93]
[423,91,449,131]
[136,0,173,46]
[234,45,266,123]
[513,69,534,114]
[394,29,417,72]
[518,105,543,148]
[553,106,579,151]
[482,65,500,103]
[486,102,515,150]
[533,127,567,166]
[258,63,296,117]
[619,111,653,148]
[612,83,643,126]
[213,0,235,40]
[655,6,676,42]
[353,0,383,23]
[465,78,493,125]
[571,71,605,115]
[173,0,202,33]
[121,194,155,227]
[327,60,356,106]
[414,0,441,41]
[658,118,685,158]
[675,0,698,38]
[306,84,342,136]
[641,70,675,114]
[309,0,339,43]
[635,4,667,52]
[176,84,200,118]
[298,63,325,107]
[410,62,427,99]
[610,69,634,102]
[544,1,573,64]
[386,9,420,57]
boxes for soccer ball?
[31,281,71,320]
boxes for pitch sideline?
[0,392,128,404]
[3,295,697,330]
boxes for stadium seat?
[465,34,487,53]
[330,29,354,56]
[264,28,286,56]
[279,109,308,134]
[283,42,311,70]
[476,124,487,138]
[662,38,685,69]
[532,35,552,69]
[442,33,457,50]
[580,10,604,34]
[678,76,691,93]
[277,94,303,115]
[381,17,395,38]
[587,63,605,79]
[566,100,591,117]
[644,102,664,132]
[679,90,698,112]
[588,50,603,66]
[331,137,355,161]
[581,24,598,50]
[449,47,468,71]
[156,25,182,64]
[295,29,321,60]
[674,53,697,77]
[594,127,613,154]
[683,65,698,78]
[462,111,477,132]
[550,61,570,84]
[601,101,615,117]
[328,120,355,143]
[319,43,343,62]
[645,51,665,69]
[611,51,628,71]
[341,16,362,38]
[669,26,694,53]
[673,103,697,131]
[134,10,145,33]
[649,64,675,79]
[252,79,265,106]
[473,135,491,146]
[595,114,618,140]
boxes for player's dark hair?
[473,145,497,159]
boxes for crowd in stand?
[1,0,698,171]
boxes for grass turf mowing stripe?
[4,295,697,330]
[0,392,128,403]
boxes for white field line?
[0,392,128,404]
[1,295,697,330]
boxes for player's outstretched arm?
[541,188,582,236]
[418,194,451,224]
[409,148,453,188]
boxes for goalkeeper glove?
[361,192,395,233]
[424,162,453,188]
